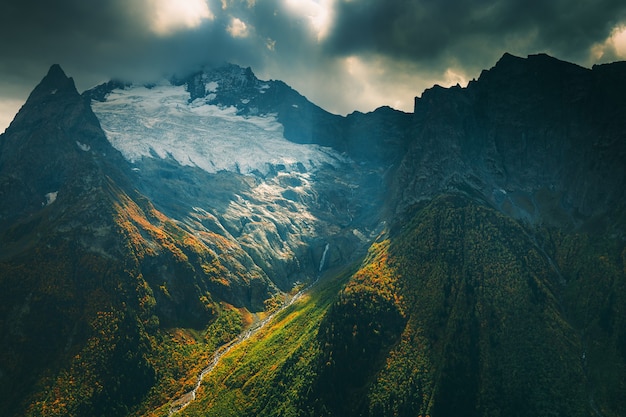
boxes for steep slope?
[0,61,411,417]
[319,54,626,416]
[0,66,279,416]
[0,65,156,416]
[145,257,353,417]
[163,54,626,417]
[318,197,625,417]
[0,63,409,417]
[313,196,589,417]
[178,195,624,417]
[397,53,626,232]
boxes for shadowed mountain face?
[396,53,626,231]
[0,65,129,226]
[84,64,412,293]
[0,53,625,416]
[308,195,621,417]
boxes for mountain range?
[0,53,624,416]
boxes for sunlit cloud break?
[284,0,334,41]
[591,25,626,61]
[227,17,250,38]
[148,0,214,35]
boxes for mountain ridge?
[402,52,626,234]
[0,52,625,416]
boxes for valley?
[0,53,625,417]
[167,244,329,416]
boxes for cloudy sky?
[1,0,626,132]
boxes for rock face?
[0,65,129,228]
[396,53,626,232]
[0,65,155,416]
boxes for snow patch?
[45,191,58,206]
[76,141,90,152]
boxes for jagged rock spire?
[28,64,78,100]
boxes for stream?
[167,244,329,415]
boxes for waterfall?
[319,243,330,272]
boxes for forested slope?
[177,194,626,416]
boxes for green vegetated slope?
[0,64,273,417]
[177,263,353,417]
[0,182,256,417]
[180,194,625,417]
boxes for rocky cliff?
[396,53,626,233]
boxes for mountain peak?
[3,64,81,134]
[0,64,130,223]
[494,52,565,66]
[46,63,67,79]
[28,64,78,101]
[494,51,524,66]
[486,52,588,79]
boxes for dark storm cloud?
[1,1,140,77]
[0,0,267,87]
[0,0,289,130]
[324,0,626,69]
[1,0,626,132]
[0,0,342,128]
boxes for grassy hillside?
[171,194,625,417]
[1,185,622,417]
[0,183,267,417]
[314,194,589,417]
[176,263,353,417]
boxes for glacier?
[90,82,345,176]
